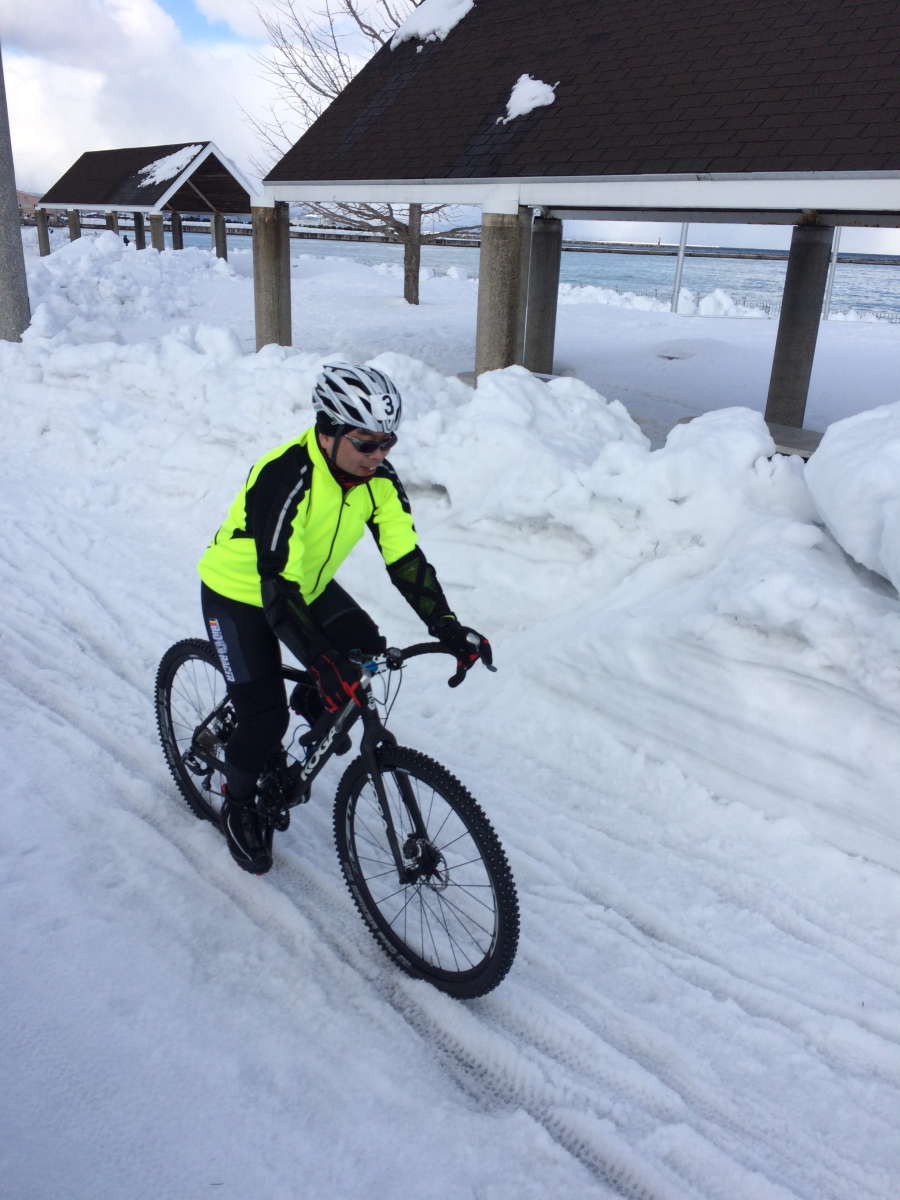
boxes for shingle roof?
[266,0,900,183]
[40,144,253,212]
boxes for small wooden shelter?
[257,0,900,431]
[37,142,253,260]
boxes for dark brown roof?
[267,0,900,182]
[40,144,253,212]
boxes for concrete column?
[404,202,421,305]
[0,39,30,341]
[149,214,165,252]
[764,223,834,429]
[252,201,292,351]
[170,211,183,250]
[523,215,562,374]
[106,211,119,234]
[133,211,146,250]
[212,211,227,260]
[67,209,81,241]
[514,206,532,362]
[35,207,51,256]
[474,211,524,376]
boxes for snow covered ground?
[3,233,900,1199]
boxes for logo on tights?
[208,618,235,682]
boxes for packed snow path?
[2,236,900,1198]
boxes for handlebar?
[356,641,495,688]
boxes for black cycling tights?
[200,581,386,800]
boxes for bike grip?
[448,663,468,688]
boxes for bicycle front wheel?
[334,746,518,999]
[156,638,231,823]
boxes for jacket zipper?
[311,491,349,595]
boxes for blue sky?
[154,1,247,44]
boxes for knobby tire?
[333,745,519,999]
[156,638,230,823]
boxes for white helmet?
[313,364,402,433]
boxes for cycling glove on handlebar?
[429,615,493,682]
[310,650,363,712]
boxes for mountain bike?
[155,639,519,999]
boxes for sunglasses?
[342,431,398,455]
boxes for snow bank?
[390,0,474,48]
[138,144,203,188]
[22,231,235,343]
[498,74,557,123]
[558,282,768,318]
[806,403,900,591]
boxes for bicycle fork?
[358,684,429,886]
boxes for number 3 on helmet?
[313,364,403,434]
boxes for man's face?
[318,427,395,477]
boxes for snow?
[138,143,204,189]
[498,73,558,124]
[805,403,900,590]
[3,231,900,1198]
[390,0,475,49]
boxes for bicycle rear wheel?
[334,746,518,999]
[156,638,231,823]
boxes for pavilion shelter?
[261,0,900,433]
[37,142,253,261]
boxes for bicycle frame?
[189,646,451,885]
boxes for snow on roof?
[138,144,204,189]
[390,0,475,49]
[497,73,557,124]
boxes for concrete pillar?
[764,223,834,429]
[35,207,51,257]
[0,39,30,341]
[133,211,146,250]
[67,209,81,241]
[170,211,183,250]
[212,211,227,260]
[252,201,292,351]
[474,211,524,376]
[404,202,421,305]
[523,216,563,375]
[514,206,532,363]
[149,214,165,252]
[106,210,119,234]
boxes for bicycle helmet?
[312,364,402,433]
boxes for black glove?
[310,651,363,712]
[429,616,493,686]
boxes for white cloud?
[1,0,273,191]
[193,0,268,38]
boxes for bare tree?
[247,0,478,303]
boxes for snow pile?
[558,282,768,318]
[22,231,234,343]
[498,73,557,123]
[138,144,203,188]
[806,403,900,591]
[390,0,474,48]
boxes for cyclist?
[197,363,493,875]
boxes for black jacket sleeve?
[386,546,455,629]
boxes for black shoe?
[221,792,273,875]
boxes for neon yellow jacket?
[198,426,420,607]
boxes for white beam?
[264,172,900,219]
